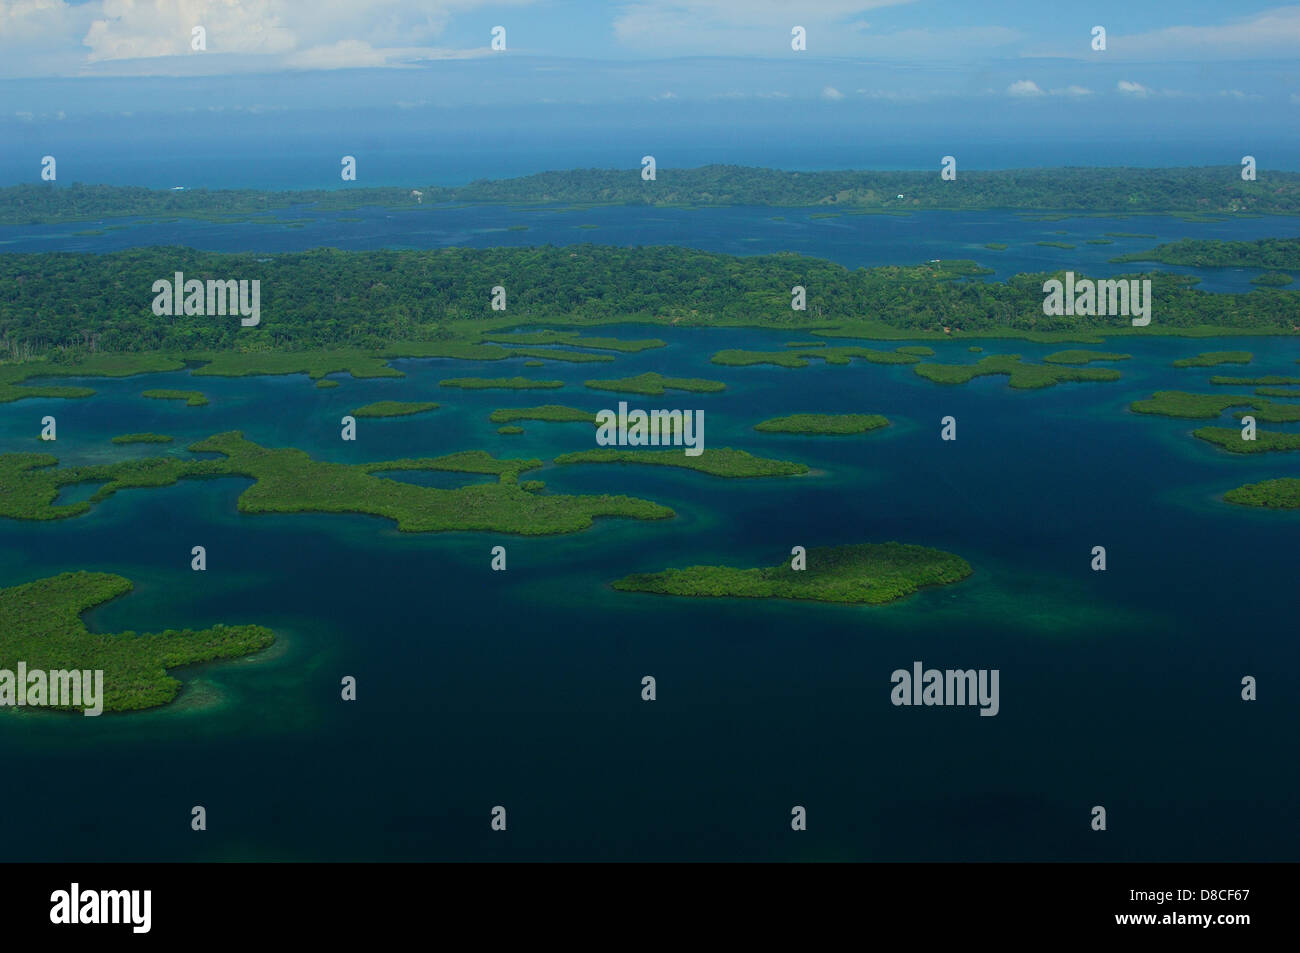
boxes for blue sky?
[0,2,1297,181]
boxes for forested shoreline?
[2,245,1297,361]
[3,165,1299,224]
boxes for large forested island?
[0,433,675,535]
[1,245,1297,370]
[4,166,1299,224]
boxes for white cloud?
[1026,5,1300,60]
[1007,79,1043,97]
[0,0,532,76]
[821,85,844,100]
[1051,84,1092,96]
[1117,80,1152,96]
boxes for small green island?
[553,447,808,478]
[489,405,598,425]
[754,414,890,435]
[1042,349,1132,365]
[913,355,1120,389]
[497,425,525,435]
[1251,272,1293,287]
[895,346,936,357]
[1210,375,1300,386]
[983,243,1007,250]
[350,401,439,418]
[583,371,726,395]
[315,379,340,389]
[1224,477,1300,508]
[610,542,972,606]
[1130,391,1253,418]
[712,346,920,368]
[1194,427,1300,453]
[1172,351,1253,368]
[1128,390,1300,421]
[141,389,208,407]
[0,570,273,712]
[441,377,564,390]
[1035,241,1076,249]
[111,433,173,445]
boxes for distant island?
[5,166,1298,224]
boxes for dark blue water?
[1,326,1297,861]
[4,204,1297,292]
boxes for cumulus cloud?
[821,85,844,100]
[0,0,531,75]
[1117,80,1152,96]
[1007,79,1044,97]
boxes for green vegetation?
[1194,427,1300,453]
[497,425,524,435]
[913,355,1121,389]
[1223,477,1300,508]
[523,360,545,367]
[895,345,935,356]
[1255,387,1300,397]
[315,379,340,388]
[1036,241,1076,249]
[11,167,1296,224]
[1129,391,1253,418]
[1106,232,1158,239]
[1085,239,1114,245]
[610,542,971,606]
[983,243,1007,250]
[785,341,826,347]
[754,414,890,435]
[1172,351,1253,367]
[0,434,674,535]
[553,447,808,478]
[2,246,1298,363]
[712,346,920,368]
[0,571,273,712]
[1042,349,1132,365]
[440,376,564,390]
[1233,401,1300,423]
[192,349,403,379]
[0,352,188,403]
[111,433,173,444]
[968,346,983,352]
[489,405,598,425]
[1251,272,1293,287]
[142,389,208,407]
[479,331,665,352]
[350,401,439,418]
[583,371,726,395]
[1211,375,1300,386]
[1113,237,1300,270]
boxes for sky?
[0,1,1297,183]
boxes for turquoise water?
[1,326,1297,861]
